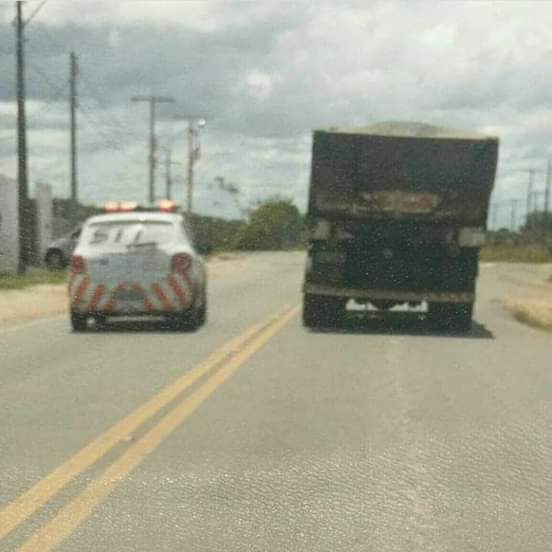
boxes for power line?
[24,0,48,27]
[79,72,143,143]
[27,61,67,99]
[77,103,124,151]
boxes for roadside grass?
[480,244,552,263]
[504,299,552,332]
[0,269,67,291]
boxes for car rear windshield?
[84,220,176,248]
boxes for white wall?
[0,174,19,274]
[36,182,53,262]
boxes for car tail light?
[159,199,177,212]
[70,255,86,274]
[120,201,138,212]
[171,253,192,275]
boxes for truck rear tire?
[303,294,344,328]
[429,302,473,333]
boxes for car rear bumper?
[69,273,195,314]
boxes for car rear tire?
[46,250,65,270]
[169,289,207,332]
[428,302,473,333]
[196,288,207,327]
[71,311,88,332]
[187,288,207,330]
[303,294,344,328]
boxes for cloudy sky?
[1,1,551,225]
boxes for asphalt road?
[1,252,551,551]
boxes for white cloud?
[1,1,552,218]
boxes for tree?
[521,211,552,239]
[237,198,304,250]
[522,211,552,234]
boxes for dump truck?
[302,121,499,331]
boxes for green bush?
[236,199,305,250]
[480,244,552,263]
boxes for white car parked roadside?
[68,204,207,332]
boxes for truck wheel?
[70,311,88,332]
[429,302,473,332]
[303,294,344,328]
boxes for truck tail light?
[171,253,192,275]
[70,255,86,274]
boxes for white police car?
[68,201,207,331]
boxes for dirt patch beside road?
[0,284,67,331]
[0,255,246,331]
[504,299,552,331]
[500,264,552,332]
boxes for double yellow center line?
[0,304,299,551]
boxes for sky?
[1,1,552,225]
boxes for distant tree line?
[487,211,552,248]
[48,197,305,256]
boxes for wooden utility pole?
[545,158,551,215]
[510,199,519,231]
[15,0,29,274]
[69,51,78,203]
[187,122,194,213]
[184,118,206,214]
[490,202,499,229]
[131,96,174,205]
[163,149,181,201]
[523,169,536,225]
[165,149,172,200]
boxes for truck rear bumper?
[303,283,474,304]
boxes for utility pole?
[546,158,551,215]
[165,148,182,199]
[522,169,536,225]
[491,202,499,230]
[187,122,194,214]
[15,0,29,274]
[165,149,172,200]
[163,149,181,201]
[510,199,519,231]
[183,118,206,214]
[69,51,78,203]
[131,95,174,205]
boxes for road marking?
[18,304,299,551]
[481,262,496,268]
[0,306,291,541]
